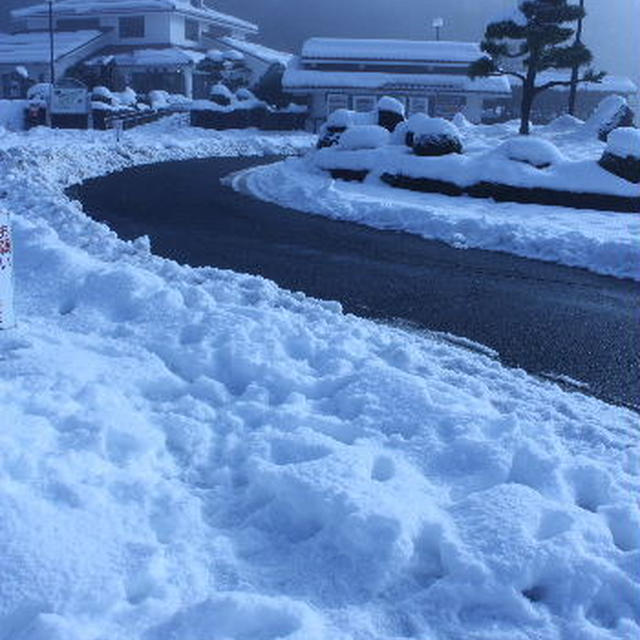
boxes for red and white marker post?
[0,209,16,330]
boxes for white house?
[283,38,512,130]
[2,0,288,98]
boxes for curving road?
[69,156,640,411]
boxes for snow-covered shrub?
[598,127,640,183]
[209,83,234,107]
[27,83,51,104]
[494,136,566,169]
[338,125,390,150]
[149,90,170,110]
[412,117,463,156]
[377,96,405,132]
[114,87,137,107]
[390,120,409,145]
[317,109,355,149]
[404,113,434,147]
[236,88,257,101]
[92,86,116,106]
[585,95,635,141]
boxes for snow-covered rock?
[585,95,635,141]
[338,125,390,151]
[209,83,234,107]
[599,128,640,183]
[494,136,566,168]
[605,127,640,160]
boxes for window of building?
[353,95,376,112]
[57,18,101,31]
[190,0,203,7]
[185,18,199,41]
[327,93,349,114]
[119,16,145,39]
[408,96,430,115]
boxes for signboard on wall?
[0,209,15,330]
[50,78,89,115]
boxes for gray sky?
[3,0,639,85]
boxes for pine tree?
[469,0,605,134]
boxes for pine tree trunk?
[568,0,585,116]
[520,67,537,135]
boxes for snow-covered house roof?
[12,0,257,34]
[283,59,511,96]
[301,38,483,64]
[217,36,292,67]
[508,72,637,94]
[0,30,106,64]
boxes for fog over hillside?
[2,0,638,88]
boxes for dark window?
[185,18,199,41]
[57,18,101,30]
[119,16,145,38]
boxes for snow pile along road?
[0,119,638,640]
[234,119,640,281]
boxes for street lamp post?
[48,0,55,84]
[432,17,444,42]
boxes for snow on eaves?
[301,38,484,64]
[12,0,257,34]
[217,36,293,66]
[283,59,511,95]
[86,47,206,67]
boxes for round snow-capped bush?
[338,125,390,151]
[377,96,406,132]
[327,108,356,129]
[377,96,405,116]
[495,136,565,169]
[585,95,635,141]
[412,117,463,156]
[236,88,257,101]
[405,113,435,147]
[599,127,640,183]
[209,83,234,106]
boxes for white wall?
[0,100,28,130]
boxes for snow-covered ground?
[233,119,640,281]
[1,117,639,640]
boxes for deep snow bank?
[234,120,640,281]
[0,118,638,640]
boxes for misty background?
[2,0,638,88]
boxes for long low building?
[508,72,638,123]
[283,38,512,130]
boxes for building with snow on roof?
[1,0,290,99]
[283,38,512,130]
[508,72,638,124]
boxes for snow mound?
[1,117,639,640]
[606,128,640,159]
[495,136,566,168]
[338,125,390,150]
[452,112,472,129]
[544,114,584,132]
[411,116,459,140]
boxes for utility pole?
[47,0,55,127]
[432,17,444,42]
[568,0,585,116]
